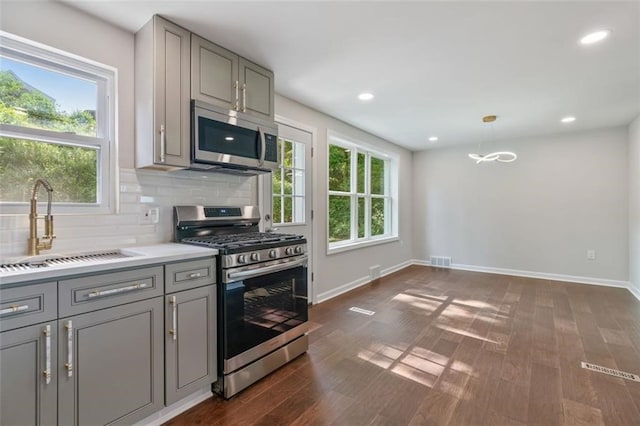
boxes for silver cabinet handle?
[87,282,148,299]
[187,272,202,279]
[258,126,266,167]
[43,325,51,385]
[0,304,29,315]
[233,80,239,111]
[242,83,247,112]
[169,296,177,341]
[65,321,73,378]
[159,124,166,163]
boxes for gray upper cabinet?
[191,35,239,111]
[1,322,57,426]
[135,15,191,169]
[165,285,216,405]
[239,57,274,119]
[192,35,274,120]
[58,297,164,426]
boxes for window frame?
[272,137,306,226]
[0,31,117,215]
[327,132,398,254]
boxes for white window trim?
[327,131,398,255]
[0,31,117,216]
[272,134,307,226]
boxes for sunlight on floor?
[356,339,474,389]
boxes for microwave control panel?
[264,134,278,162]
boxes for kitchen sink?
[0,250,136,274]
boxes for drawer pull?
[169,296,177,341]
[0,304,29,315]
[187,272,202,279]
[43,325,51,385]
[87,282,148,299]
[65,321,73,378]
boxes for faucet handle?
[44,215,55,239]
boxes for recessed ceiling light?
[358,92,374,101]
[225,136,234,141]
[428,136,438,142]
[579,30,610,45]
[561,116,576,123]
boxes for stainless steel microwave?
[191,100,279,174]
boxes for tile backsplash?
[0,168,257,258]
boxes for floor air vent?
[581,362,640,382]
[429,256,452,268]
[349,307,375,316]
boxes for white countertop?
[0,244,218,286]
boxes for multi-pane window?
[328,138,392,247]
[272,137,305,224]
[0,33,114,211]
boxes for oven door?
[221,256,308,374]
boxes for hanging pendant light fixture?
[468,115,517,164]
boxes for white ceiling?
[59,0,640,151]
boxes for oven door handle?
[226,256,307,282]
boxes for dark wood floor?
[165,266,640,425]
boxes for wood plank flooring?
[165,266,640,425]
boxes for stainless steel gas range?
[173,205,308,399]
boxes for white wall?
[413,127,629,283]
[0,1,257,257]
[630,116,640,297]
[275,95,414,301]
[0,2,415,295]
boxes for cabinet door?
[58,297,164,426]
[1,323,57,426]
[153,16,191,167]
[192,35,239,111]
[239,57,274,120]
[165,285,216,405]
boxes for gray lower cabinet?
[57,297,164,426]
[165,285,216,405]
[0,322,57,426]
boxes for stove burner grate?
[182,232,302,249]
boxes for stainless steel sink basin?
[0,250,136,274]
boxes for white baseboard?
[315,260,413,304]
[629,283,640,302]
[316,275,371,303]
[134,388,212,426]
[381,260,413,277]
[316,258,638,304]
[412,259,635,295]
[448,262,630,289]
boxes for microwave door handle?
[258,126,266,167]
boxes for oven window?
[224,265,307,360]
[198,116,259,159]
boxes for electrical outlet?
[149,207,159,224]
[141,208,159,224]
[587,249,596,260]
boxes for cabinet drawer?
[165,258,215,293]
[0,282,57,332]
[59,266,164,317]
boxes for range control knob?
[295,246,303,254]
[285,247,294,255]
[237,254,247,264]
[250,252,260,262]
[268,249,277,259]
